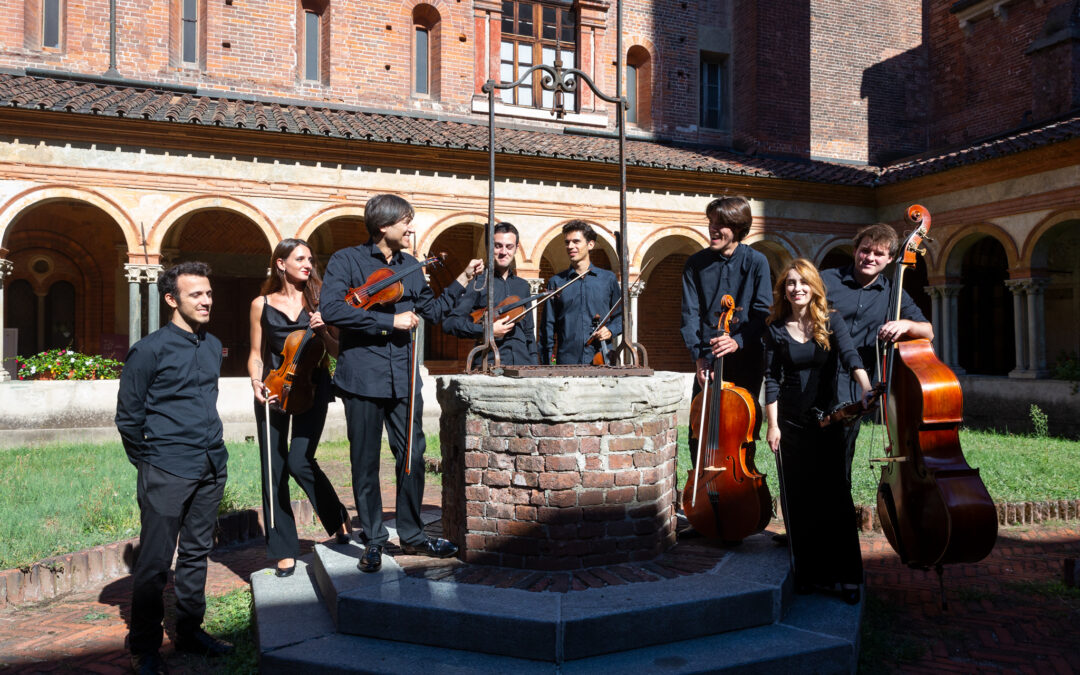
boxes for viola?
[589,314,612,366]
[263,327,326,415]
[344,254,443,309]
[682,295,772,541]
[874,205,997,578]
[467,291,553,325]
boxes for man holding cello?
[442,222,538,368]
[320,194,482,573]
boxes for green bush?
[17,348,123,380]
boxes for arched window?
[299,0,330,84]
[626,46,652,128]
[413,4,442,99]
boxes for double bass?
[874,205,997,583]
[683,295,772,541]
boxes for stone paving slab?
[1,513,1077,673]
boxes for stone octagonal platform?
[252,525,862,674]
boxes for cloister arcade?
[0,190,1075,384]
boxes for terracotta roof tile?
[7,72,1074,187]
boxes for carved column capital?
[0,258,13,282]
[940,284,964,298]
[630,280,646,298]
[526,277,546,294]
[124,264,145,284]
[144,264,165,284]
[1004,279,1028,294]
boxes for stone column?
[145,264,164,334]
[0,259,13,381]
[1025,278,1051,378]
[124,264,144,347]
[629,280,645,346]
[923,285,943,354]
[942,284,964,373]
[1004,279,1029,377]
[526,277,546,344]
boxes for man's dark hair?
[493,221,519,240]
[364,194,415,238]
[561,219,596,243]
[852,223,900,258]
[160,261,212,300]
[705,196,753,242]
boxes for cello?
[874,205,998,588]
[683,295,772,541]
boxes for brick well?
[437,373,684,570]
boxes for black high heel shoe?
[275,562,295,578]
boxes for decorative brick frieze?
[437,373,684,569]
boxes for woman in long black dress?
[247,238,351,577]
[763,258,871,604]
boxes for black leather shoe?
[399,537,458,558]
[174,628,234,657]
[130,651,168,674]
[359,544,383,573]
[275,563,295,578]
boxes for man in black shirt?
[681,197,772,453]
[320,194,482,573]
[116,261,233,674]
[442,222,538,368]
[822,222,933,484]
[540,220,621,365]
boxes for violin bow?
[404,234,422,475]
[262,388,275,530]
[505,270,586,327]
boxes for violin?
[344,254,443,309]
[262,326,327,415]
[589,314,612,366]
[874,205,997,579]
[683,295,772,541]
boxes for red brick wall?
[638,253,690,372]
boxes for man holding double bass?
[320,194,482,573]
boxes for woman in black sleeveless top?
[247,238,351,577]
[763,258,871,604]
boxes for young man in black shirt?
[116,261,234,674]
[442,222,538,368]
[540,220,621,365]
[821,223,933,484]
[320,194,482,573]
[681,197,772,451]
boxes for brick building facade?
[0,0,1077,382]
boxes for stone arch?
[746,233,798,284]
[0,185,139,253]
[633,226,707,273]
[531,219,619,273]
[1021,208,1080,269]
[296,204,366,241]
[625,41,654,129]
[635,232,700,373]
[814,236,854,269]
[941,223,1019,278]
[956,235,1014,376]
[299,205,368,270]
[149,195,279,253]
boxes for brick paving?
[1,487,1077,674]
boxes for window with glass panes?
[500,1,576,111]
[182,0,198,64]
[304,11,320,81]
[699,54,728,130]
[43,0,61,48]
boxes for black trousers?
[129,459,226,655]
[254,399,347,559]
[340,392,427,547]
[775,418,863,587]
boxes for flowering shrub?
[17,349,123,380]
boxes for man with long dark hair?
[320,194,482,573]
[116,261,234,674]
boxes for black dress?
[254,299,347,559]
[763,312,864,587]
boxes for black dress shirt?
[320,242,464,399]
[681,243,772,377]
[541,265,622,365]
[441,269,538,367]
[822,264,928,402]
[115,322,227,480]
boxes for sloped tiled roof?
[0,72,876,186]
[2,72,1079,188]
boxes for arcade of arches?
[0,198,1076,385]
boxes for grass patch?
[175,586,258,674]
[0,440,303,570]
[675,423,1080,508]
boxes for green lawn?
[675,423,1079,509]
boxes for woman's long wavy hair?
[260,238,322,312]
[766,257,832,350]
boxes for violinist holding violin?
[320,194,483,573]
[763,258,871,604]
[442,222,538,367]
[248,239,351,578]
